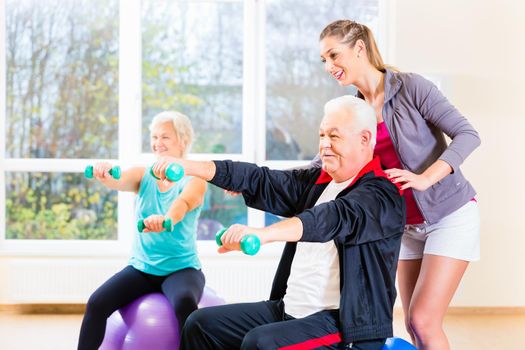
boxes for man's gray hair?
[149,111,194,157]
[324,95,377,148]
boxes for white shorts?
[399,200,480,261]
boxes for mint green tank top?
[129,171,202,276]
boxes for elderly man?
[154,95,405,350]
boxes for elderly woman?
[77,111,207,350]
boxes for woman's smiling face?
[150,121,185,158]
[320,35,361,87]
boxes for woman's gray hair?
[324,95,377,148]
[149,111,194,157]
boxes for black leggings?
[77,265,205,350]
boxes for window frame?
[0,0,388,256]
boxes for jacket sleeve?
[407,73,481,172]
[296,177,405,245]
[210,160,315,217]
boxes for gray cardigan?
[313,69,480,224]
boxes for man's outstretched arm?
[152,157,313,218]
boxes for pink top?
[375,122,425,225]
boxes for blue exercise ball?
[382,337,417,349]
[99,286,225,350]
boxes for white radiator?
[0,255,279,304]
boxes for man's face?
[318,109,367,181]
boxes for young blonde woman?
[317,20,480,350]
[77,111,207,350]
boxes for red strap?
[277,332,342,350]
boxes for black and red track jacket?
[210,156,406,343]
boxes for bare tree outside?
[266,0,378,160]
[5,0,119,239]
[141,0,243,154]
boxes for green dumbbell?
[137,217,173,232]
[84,165,121,180]
[215,227,261,256]
[149,163,184,182]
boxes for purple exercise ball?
[99,286,225,350]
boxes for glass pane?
[197,186,247,241]
[4,0,119,159]
[142,0,244,154]
[266,0,378,160]
[6,172,117,240]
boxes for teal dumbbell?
[150,163,184,182]
[137,217,173,232]
[84,165,121,180]
[215,228,261,256]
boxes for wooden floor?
[0,309,523,349]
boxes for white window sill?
[0,240,285,259]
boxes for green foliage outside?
[6,173,117,240]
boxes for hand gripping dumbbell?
[150,163,184,182]
[84,165,121,180]
[215,227,260,256]
[137,217,173,232]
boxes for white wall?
[389,0,525,306]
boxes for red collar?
[315,156,403,193]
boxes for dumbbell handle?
[215,228,261,256]
[150,163,184,182]
[137,218,173,232]
[84,165,121,180]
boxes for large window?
[1,0,383,248]
[141,0,246,236]
[141,0,244,155]
[3,0,119,240]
